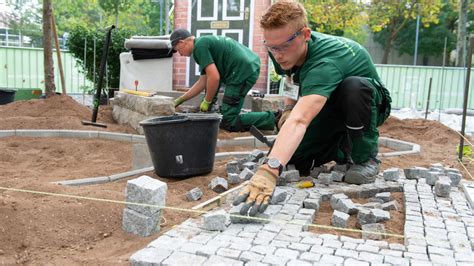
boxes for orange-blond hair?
[260,0,308,30]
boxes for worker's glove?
[276,109,291,130]
[200,99,212,112]
[174,97,186,108]
[232,168,277,216]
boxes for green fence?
[376,64,474,110]
[0,46,92,94]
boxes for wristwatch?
[264,158,284,176]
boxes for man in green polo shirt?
[170,29,276,132]
[234,1,392,216]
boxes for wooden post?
[51,10,67,95]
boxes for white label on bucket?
[175,155,183,164]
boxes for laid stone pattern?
[123,175,167,237]
[112,92,174,134]
[130,164,474,265]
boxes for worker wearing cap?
[233,1,392,216]
[170,29,276,132]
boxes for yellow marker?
[296,180,315,189]
[122,89,154,97]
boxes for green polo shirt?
[270,32,382,98]
[193,35,260,85]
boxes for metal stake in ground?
[82,25,115,128]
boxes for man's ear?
[303,27,311,41]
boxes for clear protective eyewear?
[264,28,304,54]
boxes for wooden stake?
[51,10,66,95]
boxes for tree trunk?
[42,0,56,97]
[382,33,393,64]
[456,0,468,67]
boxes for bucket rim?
[177,112,222,121]
[139,114,189,126]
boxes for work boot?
[344,158,380,184]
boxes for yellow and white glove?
[174,97,186,108]
[233,167,277,216]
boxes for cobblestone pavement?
[130,171,474,265]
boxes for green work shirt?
[271,32,382,98]
[193,35,260,85]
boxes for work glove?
[233,167,277,216]
[174,97,185,108]
[200,99,212,112]
[276,109,291,130]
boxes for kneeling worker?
[170,29,276,132]
[234,1,392,216]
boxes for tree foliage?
[379,1,458,65]
[303,0,368,44]
[68,26,131,89]
[368,0,443,64]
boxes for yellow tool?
[296,180,315,189]
[122,89,155,97]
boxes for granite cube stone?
[203,210,228,231]
[435,180,451,197]
[332,210,350,228]
[209,176,228,193]
[383,168,400,181]
[226,161,240,174]
[125,175,167,216]
[122,208,161,237]
[362,223,386,240]
[186,187,203,201]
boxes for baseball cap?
[170,29,192,48]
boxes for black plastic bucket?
[140,113,222,178]
[0,89,17,105]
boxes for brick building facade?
[172,0,271,93]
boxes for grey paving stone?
[226,160,240,174]
[318,173,332,185]
[186,187,203,201]
[356,244,379,253]
[383,168,400,181]
[331,171,345,182]
[454,252,474,262]
[122,208,161,237]
[125,175,167,216]
[435,179,451,197]
[357,251,384,263]
[344,258,369,266]
[301,236,323,245]
[286,259,312,266]
[447,172,462,186]
[205,255,244,265]
[161,251,207,265]
[239,250,264,262]
[288,243,311,252]
[269,240,289,248]
[180,242,204,254]
[389,243,406,251]
[229,242,252,251]
[250,245,276,256]
[375,192,391,202]
[379,249,402,257]
[403,252,429,261]
[228,173,242,185]
[299,252,322,263]
[270,187,287,205]
[323,239,343,249]
[261,254,289,265]
[357,208,377,226]
[406,245,427,254]
[303,198,320,211]
[310,245,335,255]
[130,247,172,265]
[383,255,410,265]
[372,208,390,222]
[429,254,457,264]
[282,170,300,182]
[340,236,365,244]
[332,210,350,228]
[209,176,228,193]
[319,254,344,264]
[239,168,254,181]
[342,242,358,250]
[196,244,220,257]
[335,248,359,259]
[203,210,227,231]
[361,223,386,240]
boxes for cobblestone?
[130,165,474,265]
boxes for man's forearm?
[182,76,207,100]
[204,75,219,102]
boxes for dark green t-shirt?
[270,32,382,98]
[193,35,260,85]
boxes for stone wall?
[112,92,175,134]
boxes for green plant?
[80,85,95,95]
[67,26,132,89]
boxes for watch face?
[267,158,281,168]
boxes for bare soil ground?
[0,95,473,264]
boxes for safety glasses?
[264,28,304,54]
